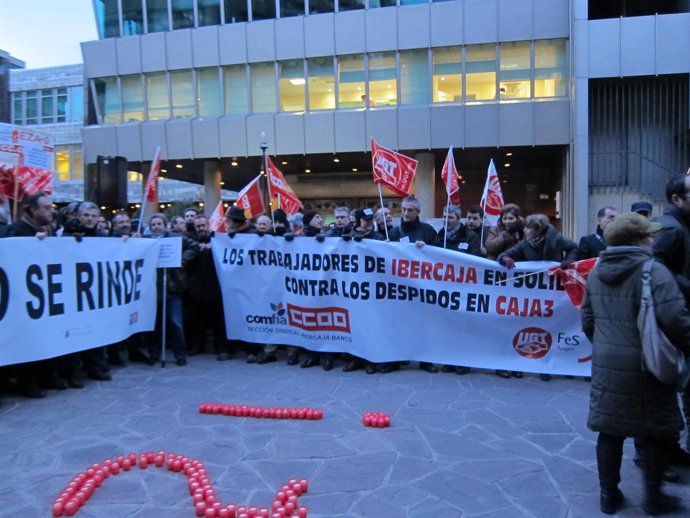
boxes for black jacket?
[653,203,690,305]
[577,226,606,260]
[498,225,577,263]
[437,224,481,255]
[388,218,440,246]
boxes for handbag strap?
[641,259,653,299]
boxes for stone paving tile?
[1,354,690,517]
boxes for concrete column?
[568,0,589,240]
[415,152,436,218]
[203,160,221,217]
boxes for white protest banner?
[0,237,159,366]
[0,123,54,198]
[155,236,182,268]
[212,235,592,376]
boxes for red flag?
[480,159,504,226]
[371,138,417,197]
[549,258,598,309]
[144,147,161,203]
[266,157,302,216]
[441,146,461,205]
[235,175,265,219]
[208,200,228,233]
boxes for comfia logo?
[245,302,288,325]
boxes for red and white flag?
[441,146,461,206]
[208,200,228,233]
[235,175,265,219]
[549,258,598,309]
[144,147,161,203]
[371,138,417,198]
[480,159,504,226]
[266,157,302,216]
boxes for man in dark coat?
[577,206,617,260]
[466,205,489,256]
[582,212,690,515]
[652,174,690,466]
[387,196,439,373]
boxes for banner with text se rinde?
[0,237,159,366]
[212,235,592,376]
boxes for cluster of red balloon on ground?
[198,403,324,420]
[362,411,392,428]
[51,405,393,515]
[51,451,309,517]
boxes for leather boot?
[596,436,624,515]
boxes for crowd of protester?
[3,176,690,515]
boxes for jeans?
[149,295,187,362]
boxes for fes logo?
[512,327,552,359]
[270,302,286,316]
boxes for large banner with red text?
[212,234,592,376]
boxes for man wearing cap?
[341,208,385,374]
[652,174,690,465]
[577,207,617,260]
[631,201,654,219]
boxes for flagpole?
[443,195,451,249]
[12,163,20,222]
[259,132,274,227]
[377,184,390,241]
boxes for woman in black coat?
[581,212,690,515]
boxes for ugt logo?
[512,327,552,359]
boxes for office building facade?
[75,0,690,236]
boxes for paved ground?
[1,353,689,517]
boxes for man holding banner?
[387,196,440,373]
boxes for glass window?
[12,94,22,125]
[433,47,461,103]
[147,0,169,32]
[307,57,335,111]
[122,75,145,121]
[55,146,70,181]
[279,60,306,112]
[122,0,144,36]
[499,41,531,99]
[95,0,120,38]
[69,86,84,123]
[198,67,222,117]
[171,70,195,117]
[57,88,68,123]
[281,0,305,17]
[146,72,169,120]
[26,91,38,125]
[253,0,276,20]
[310,0,334,14]
[172,0,194,29]
[42,90,54,124]
[224,0,248,22]
[368,0,396,7]
[198,0,221,26]
[337,0,365,11]
[400,0,427,4]
[400,49,429,106]
[72,146,84,180]
[94,78,121,123]
[368,52,397,106]
[535,39,567,98]
[338,54,365,108]
[251,63,277,113]
[224,65,249,115]
[466,44,496,102]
